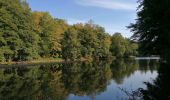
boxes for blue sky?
[27,0,138,37]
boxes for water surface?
[0,59,159,100]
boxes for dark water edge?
[0,59,159,100]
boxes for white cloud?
[75,0,137,10]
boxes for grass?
[0,58,64,66]
[0,57,111,66]
[0,57,93,66]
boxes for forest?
[0,0,138,62]
[1,0,170,99]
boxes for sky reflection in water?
[0,59,159,100]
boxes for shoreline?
[0,59,65,66]
[0,58,91,66]
[0,57,138,66]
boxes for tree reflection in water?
[111,58,139,84]
[141,61,170,100]
[0,59,159,100]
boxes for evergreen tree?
[129,0,170,58]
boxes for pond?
[0,59,159,100]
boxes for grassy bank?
[0,57,93,66]
[0,58,64,66]
[0,56,115,66]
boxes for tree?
[0,0,39,61]
[32,12,68,58]
[128,0,170,58]
[110,33,127,57]
[128,0,170,99]
[124,40,138,57]
[32,12,54,57]
[74,22,112,60]
[93,25,112,59]
[50,18,68,58]
[61,27,81,61]
[110,33,138,58]
[76,23,99,59]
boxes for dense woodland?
[1,0,170,99]
[0,0,138,62]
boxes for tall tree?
[32,12,54,57]
[75,22,112,59]
[94,25,111,58]
[61,27,81,61]
[128,0,170,99]
[128,0,170,58]
[110,33,138,58]
[32,12,68,58]
[50,18,68,58]
[110,33,127,57]
[75,23,99,59]
[0,0,39,61]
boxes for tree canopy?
[129,0,170,58]
[0,0,138,62]
[0,0,39,61]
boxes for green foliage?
[32,12,55,57]
[128,0,170,58]
[0,0,39,61]
[50,18,68,58]
[0,0,138,62]
[61,27,81,61]
[61,22,114,61]
[111,33,126,57]
[110,33,138,58]
[0,50,5,62]
[128,0,170,99]
[124,40,138,57]
[74,22,112,59]
[0,0,68,62]
[92,25,112,58]
[32,12,68,58]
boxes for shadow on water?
[0,59,159,100]
[140,61,170,100]
[137,59,159,73]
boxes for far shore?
[0,59,65,66]
[0,56,158,66]
[0,58,92,66]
